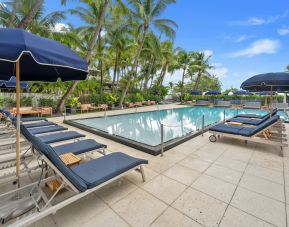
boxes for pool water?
[73,107,288,146]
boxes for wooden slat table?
[47,153,81,192]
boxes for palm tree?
[118,0,177,107]
[56,0,110,112]
[18,0,44,29]
[188,52,213,90]
[174,49,195,103]
[157,40,176,86]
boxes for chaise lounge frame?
[1,147,146,227]
[209,119,288,154]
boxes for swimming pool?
[66,107,288,155]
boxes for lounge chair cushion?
[210,115,279,136]
[53,139,107,155]
[72,152,148,189]
[227,115,269,125]
[20,117,47,122]
[23,121,57,128]
[37,131,85,144]
[236,109,277,119]
[29,135,88,192]
[29,125,67,135]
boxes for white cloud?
[277,27,289,36]
[52,23,69,33]
[203,50,213,58]
[230,39,280,58]
[230,10,288,26]
[234,35,253,43]
[209,63,228,79]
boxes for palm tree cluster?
[0,0,220,112]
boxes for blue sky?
[17,0,289,90]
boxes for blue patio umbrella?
[0,28,88,185]
[190,90,202,95]
[205,90,221,95]
[0,76,29,89]
[241,72,289,92]
[233,90,252,95]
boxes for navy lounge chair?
[235,109,277,119]
[28,125,68,135]
[209,115,287,150]
[31,134,148,191]
[53,139,107,155]
[23,121,57,128]
[37,131,85,144]
[1,132,147,226]
[0,109,47,122]
[20,125,106,156]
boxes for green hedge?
[38,98,57,111]
[184,94,284,105]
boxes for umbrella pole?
[270,85,273,110]
[16,61,20,187]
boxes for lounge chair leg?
[140,165,146,182]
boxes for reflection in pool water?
[74,107,288,146]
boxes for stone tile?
[245,164,284,185]
[191,148,223,163]
[215,156,247,172]
[148,158,175,173]
[142,175,186,204]
[82,208,129,227]
[163,164,201,186]
[112,189,167,227]
[231,187,286,227]
[249,152,283,172]
[174,143,201,155]
[124,166,158,186]
[161,148,187,163]
[240,174,285,202]
[179,156,212,172]
[96,178,138,205]
[53,194,108,227]
[220,149,252,163]
[205,164,242,184]
[219,206,275,227]
[192,174,236,203]
[172,188,227,227]
[151,207,202,227]
[27,216,57,227]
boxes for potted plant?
[66,97,80,114]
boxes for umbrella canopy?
[0,76,29,88]
[0,28,88,81]
[0,28,88,186]
[233,90,252,95]
[190,90,202,95]
[205,90,221,95]
[241,72,289,92]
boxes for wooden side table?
[47,153,81,192]
[59,153,81,167]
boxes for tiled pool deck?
[5,104,289,227]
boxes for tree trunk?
[56,0,109,113]
[180,67,186,103]
[18,0,43,29]
[193,72,202,90]
[118,27,148,107]
[112,52,120,93]
[8,0,17,28]
[143,56,154,91]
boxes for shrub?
[66,97,80,108]
[105,93,118,105]
[38,98,57,110]
[88,94,103,104]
